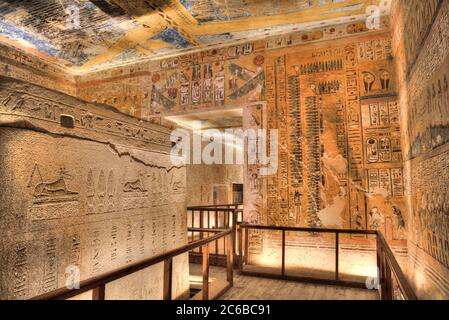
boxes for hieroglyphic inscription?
[304,96,322,228]
[298,59,343,75]
[345,45,363,181]
[335,101,347,158]
[43,237,58,292]
[0,81,171,150]
[344,44,365,229]
[275,56,289,223]
[265,63,278,223]
[287,75,303,224]
[0,77,188,300]
[410,149,449,268]
[12,243,28,298]
[402,0,441,74]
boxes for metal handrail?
[238,224,378,235]
[238,223,417,300]
[187,204,241,209]
[31,228,233,301]
[377,232,417,300]
[188,207,236,211]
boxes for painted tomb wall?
[76,20,406,242]
[76,18,391,121]
[180,129,243,206]
[187,164,243,206]
[74,21,409,283]
[0,76,189,300]
[391,0,449,300]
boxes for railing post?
[200,210,204,236]
[281,230,286,277]
[163,258,173,300]
[385,262,393,300]
[239,225,244,272]
[335,232,339,282]
[382,255,388,299]
[202,244,210,300]
[207,210,211,228]
[376,234,383,298]
[377,235,389,300]
[244,227,249,264]
[224,210,228,228]
[223,211,227,255]
[191,210,195,243]
[215,210,219,254]
[226,233,234,286]
[232,209,237,262]
[215,210,218,229]
[92,284,105,300]
[199,211,204,253]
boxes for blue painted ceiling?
[0,0,381,72]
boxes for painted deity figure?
[250,172,260,194]
[392,206,406,239]
[354,209,364,230]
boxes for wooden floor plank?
[190,264,379,300]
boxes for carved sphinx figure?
[124,172,148,193]
[33,167,78,199]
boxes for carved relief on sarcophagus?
[0,76,188,300]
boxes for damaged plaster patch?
[318,195,345,228]
[322,153,348,175]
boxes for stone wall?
[0,43,77,96]
[0,76,189,300]
[182,130,243,206]
[392,0,449,299]
[187,164,243,206]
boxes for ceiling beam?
[185,0,371,35]
[79,0,200,70]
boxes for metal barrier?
[238,224,417,300]
[187,204,243,266]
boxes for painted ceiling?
[0,0,388,73]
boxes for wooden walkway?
[190,264,379,300]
